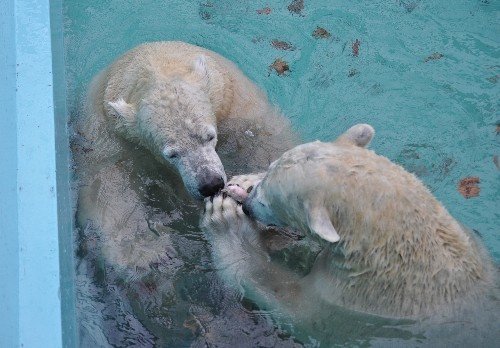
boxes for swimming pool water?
[63,0,500,346]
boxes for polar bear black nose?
[198,176,225,197]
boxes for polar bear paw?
[200,191,259,238]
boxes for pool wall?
[0,0,76,347]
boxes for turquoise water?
[64,0,500,346]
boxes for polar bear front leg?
[201,191,275,293]
[200,192,309,324]
[77,163,181,279]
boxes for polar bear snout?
[198,175,225,197]
[175,145,227,199]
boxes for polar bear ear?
[307,206,340,243]
[108,99,136,126]
[192,55,210,87]
[335,124,375,148]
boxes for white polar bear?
[73,41,296,276]
[201,124,500,345]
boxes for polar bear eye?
[204,127,216,143]
[162,146,179,160]
[205,132,216,143]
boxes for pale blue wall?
[0,0,20,345]
[0,0,76,346]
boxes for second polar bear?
[201,124,500,344]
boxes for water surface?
[64,1,500,346]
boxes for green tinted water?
[64,0,499,346]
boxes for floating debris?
[256,7,272,15]
[199,1,213,21]
[398,0,422,13]
[269,58,289,76]
[348,68,358,77]
[424,52,444,62]
[271,39,295,50]
[352,39,361,57]
[288,0,304,15]
[488,75,500,83]
[458,176,480,199]
[494,155,500,170]
[312,26,331,39]
[199,11,211,20]
[496,123,500,134]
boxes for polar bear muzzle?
[179,165,226,199]
[174,147,227,199]
[198,174,225,197]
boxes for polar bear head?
[108,56,226,199]
[242,124,375,243]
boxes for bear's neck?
[331,204,490,317]
[207,63,234,120]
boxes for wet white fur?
[74,41,296,276]
[244,124,497,317]
[202,124,500,344]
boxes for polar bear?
[73,41,296,276]
[201,124,500,345]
